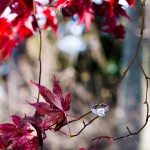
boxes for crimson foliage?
[0,0,134,60]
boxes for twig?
[37,29,42,102]
[68,111,92,124]
[71,116,98,137]
[32,13,42,102]
[113,101,149,141]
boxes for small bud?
[68,134,72,138]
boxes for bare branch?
[71,116,98,137]
[37,30,42,102]
[113,102,149,141]
[32,13,42,102]
[68,111,92,124]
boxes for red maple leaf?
[31,75,72,131]
[31,75,71,111]
[10,0,34,15]
[113,24,125,39]
[0,134,11,149]
[54,0,68,8]
[0,18,12,36]
[0,36,18,60]
[0,123,16,134]
[61,0,81,17]
[78,8,94,31]
[11,115,22,127]
[77,0,94,31]
[11,123,39,149]
[109,0,130,19]
[126,0,135,6]
[100,16,116,33]
[0,115,40,149]
[59,0,94,31]
[28,102,61,115]
[43,7,58,34]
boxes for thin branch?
[126,126,132,134]
[92,136,113,150]
[32,14,42,102]
[68,111,92,124]
[113,101,149,141]
[71,116,98,137]
[136,56,147,77]
[32,0,42,103]
[37,29,42,102]
[107,58,135,100]
[144,77,149,103]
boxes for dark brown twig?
[68,111,92,124]
[71,116,98,137]
[113,101,149,141]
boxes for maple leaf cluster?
[0,76,72,149]
[0,0,58,60]
[0,0,135,60]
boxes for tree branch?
[32,14,42,102]
[71,116,99,137]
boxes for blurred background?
[0,0,150,149]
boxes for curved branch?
[113,101,149,141]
